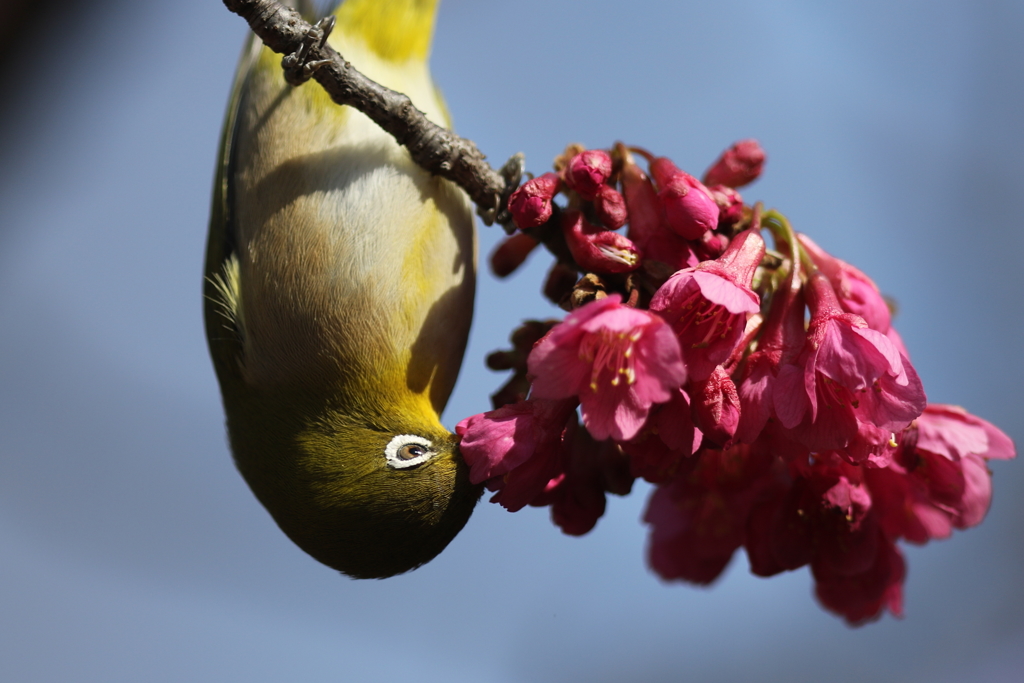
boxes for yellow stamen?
[578,328,642,392]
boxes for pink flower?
[528,295,686,442]
[745,476,816,577]
[745,457,864,578]
[702,139,766,188]
[491,447,565,512]
[645,478,743,584]
[799,234,891,332]
[735,284,806,443]
[621,156,661,246]
[562,210,642,274]
[866,457,956,544]
[885,326,911,359]
[622,388,703,484]
[774,273,926,455]
[456,398,577,511]
[744,458,904,624]
[472,142,1018,627]
[539,424,634,536]
[859,402,1014,549]
[649,157,720,239]
[508,173,561,229]
[563,149,613,200]
[645,444,771,584]
[650,228,764,382]
[813,530,905,625]
[871,404,1016,535]
[544,473,605,536]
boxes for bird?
[203,0,480,579]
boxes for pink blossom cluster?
[458,141,1015,624]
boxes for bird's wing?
[203,35,261,386]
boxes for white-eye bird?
[204,0,480,579]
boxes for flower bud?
[690,366,741,447]
[706,185,745,227]
[485,350,517,371]
[594,184,628,229]
[490,232,539,278]
[703,139,766,188]
[649,157,719,239]
[564,150,613,200]
[508,173,561,229]
[622,157,700,271]
[697,229,730,260]
[622,157,662,247]
[562,210,642,274]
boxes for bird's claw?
[481,152,525,230]
[282,16,337,86]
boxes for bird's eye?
[384,434,435,469]
[398,444,426,460]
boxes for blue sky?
[1,1,1023,681]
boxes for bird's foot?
[282,15,336,86]
[484,153,526,230]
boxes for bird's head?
[224,385,482,579]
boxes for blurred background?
[2,1,1022,681]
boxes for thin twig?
[221,0,521,226]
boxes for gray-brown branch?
[221,0,520,226]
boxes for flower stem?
[762,209,814,291]
[627,146,656,165]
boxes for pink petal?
[456,403,541,484]
[909,501,953,540]
[630,320,688,403]
[852,326,907,384]
[736,354,775,443]
[528,299,622,398]
[580,383,639,441]
[857,360,927,431]
[918,404,1015,461]
[814,322,894,390]
[656,389,703,453]
[578,301,654,335]
[843,271,892,333]
[528,338,590,400]
[489,443,565,512]
[954,454,993,528]
[692,270,760,314]
[774,363,810,429]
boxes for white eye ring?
[384,434,435,469]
